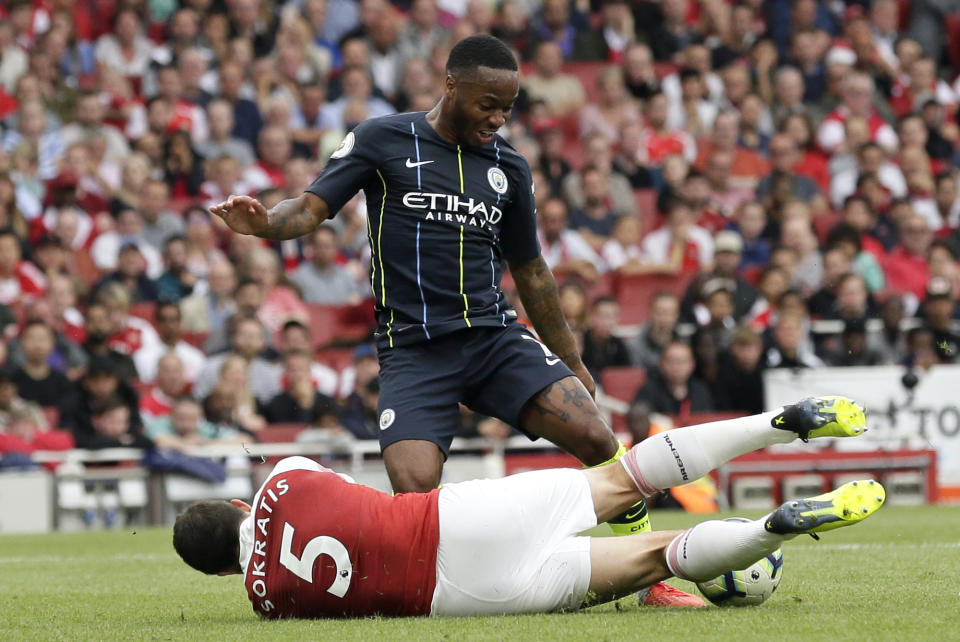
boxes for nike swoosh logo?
[405,158,434,168]
[546,357,560,365]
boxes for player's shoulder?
[491,135,532,175]
[355,111,424,136]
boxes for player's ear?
[231,499,252,514]
[444,73,457,98]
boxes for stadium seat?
[305,302,375,349]
[71,251,101,286]
[673,411,747,428]
[584,271,615,301]
[258,424,306,443]
[600,366,646,403]
[614,273,690,325]
[812,211,841,245]
[947,14,960,74]
[180,331,209,349]
[600,366,646,432]
[565,61,608,104]
[653,62,678,80]
[633,189,660,234]
[316,347,355,372]
[741,264,765,287]
[128,302,157,324]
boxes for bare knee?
[383,440,444,493]
[571,420,619,467]
[389,465,442,493]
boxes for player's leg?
[584,479,886,606]
[431,467,600,616]
[465,328,648,531]
[617,396,867,499]
[582,395,869,524]
[467,327,689,603]
[377,337,466,493]
[382,440,445,492]
[517,375,619,464]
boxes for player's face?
[448,66,518,146]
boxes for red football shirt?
[243,465,440,619]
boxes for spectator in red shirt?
[0,404,74,464]
[140,353,188,425]
[884,214,932,300]
[816,71,898,155]
[244,125,293,191]
[0,228,45,305]
[693,111,770,188]
[639,91,696,165]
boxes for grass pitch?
[2,505,957,641]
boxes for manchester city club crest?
[379,408,396,430]
[330,131,355,159]
[487,167,508,195]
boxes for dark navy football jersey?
[306,112,540,349]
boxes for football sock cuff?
[665,519,786,582]
[587,442,628,469]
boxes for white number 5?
[279,522,353,598]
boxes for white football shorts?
[430,468,597,616]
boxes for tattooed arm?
[509,254,596,397]
[209,192,329,240]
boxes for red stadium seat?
[565,61,608,105]
[600,366,646,403]
[741,265,765,287]
[614,274,690,325]
[634,189,660,234]
[71,251,101,286]
[653,62,678,80]
[584,271,615,302]
[601,366,646,432]
[180,331,209,349]
[128,302,157,324]
[897,0,911,29]
[672,411,747,428]
[315,347,355,372]
[813,211,841,245]
[258,424,306,443]
[947,14,960,76]
[305,302,375,349]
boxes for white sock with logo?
[664,518,791,582]
[619,410,795,495]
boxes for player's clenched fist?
[209,195,270,236]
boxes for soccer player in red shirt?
[174,396,883,618]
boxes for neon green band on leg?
[586,442,628,469]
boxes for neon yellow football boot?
[764,480,886,538]
[770,396,867,441]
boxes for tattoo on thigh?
[530,379,591,424]
[560,380,590,408]
[530,381,572,423]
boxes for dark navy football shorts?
[376,324,575,456]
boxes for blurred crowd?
[1,0,960,461]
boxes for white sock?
[620,410,794,495]
[664,518,793,582]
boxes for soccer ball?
[696,548,784,607]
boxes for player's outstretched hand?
[209,195,270,236]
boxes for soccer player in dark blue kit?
[211,34,702,605]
